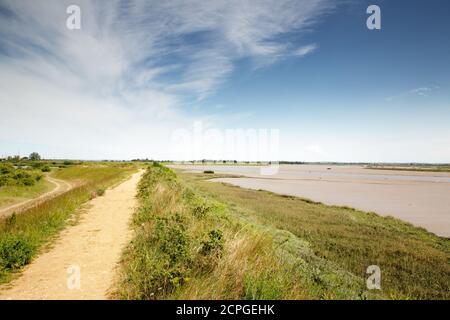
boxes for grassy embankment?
[367,166,450,173]
[0,181,53,209]
[115,164,449,300]
[0,162,137,283]
[0,163,53,208]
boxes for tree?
[29,152,41,161]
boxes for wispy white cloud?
[409,87,434,97]
[0,0,334,159]
[386,86,440,101]
[294,43,318,57]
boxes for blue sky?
[0,0,449,162]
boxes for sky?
[0,0,449,162]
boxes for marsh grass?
[0,163,136,283]
[367,166,450,173]
[180,172,450,300]
[113,167,449,300]
[114,165,375,300]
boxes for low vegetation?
[52,163,128,183]
[0,163,43,188]
[115,165,449,300]
[180,171,450,300]
[0,162,137,283]
[0,163,52,208]
[115,164,372,300]
[367,165,450,173]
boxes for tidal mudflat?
[172,164,450,237]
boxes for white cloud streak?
[294,43,318,57]
[0,0,333,159]
[386,86,439,101]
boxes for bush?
[41,166,51,172]
[21,177,35,186]
[203,170,214,174]
[0,234,36,270]
[0,175,11,187]
[96,188,105,196]
[200,229,224,255]
[155,215,190,265]
[31,162,43,169]
[0,165,43,187]
[191,201,210,219]
[0,163,14,175]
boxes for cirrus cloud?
[0,0,335,159]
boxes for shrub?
[21,177,35,186]
[0,163,14,175]
[155,215,190,265]
[203,170,214,174]
[96,188,105,196]
[31,162,43,169]
[41,166,51,172]
[0,234,36,270]
[0,165,42,187]
[191,201,210,219]
[0,175,10,187]
[200,229,224,256]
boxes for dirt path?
[0,176,73,218]
[0,171,142,300]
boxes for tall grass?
[0,163,136,283]
[52,162,133,185]
[0,163,51,208]
[0,179,53,208]
[114,164,374,300]
[180,172,450,300]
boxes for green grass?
[366,166,450,173]
[179,171,450,300]
[52,163,132,183]
[0,178,53,208]
[0,163,137,284]
[0,162,53,209]
[114,164,379,300]
[47,164,446,300]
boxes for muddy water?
[173,165,450,237]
